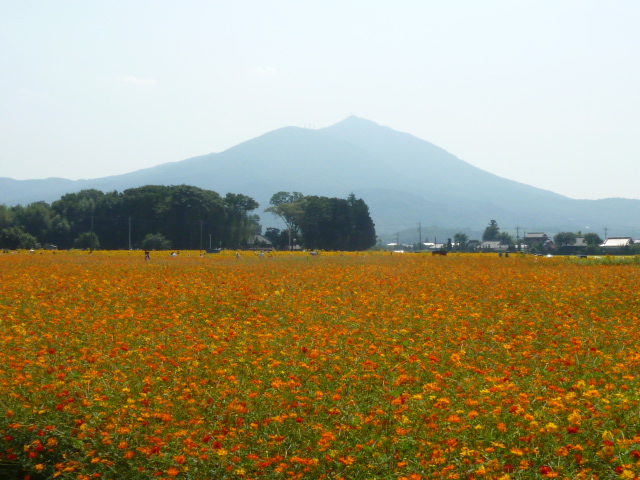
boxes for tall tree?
[224,193,260,248]
[299,196,334,250]
[265,192,304,250]
[347,193,376,251]
[0,205,13,231]
[92,191,124,249]
[482,220,501,241]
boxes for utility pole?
[604,226,608,240]
[128,217,132,250]
[200,220,203,253]
[417,222,422,251]
[90,215,94,253]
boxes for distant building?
[422,242,445,251]
[479,241,509,252]
[523,232,554,250]
[523,232,549,244]
[467,240,481,251]
[600,237,633,248]
[573,237,588,248]
[386,242,414,253]
[247,234,274,251]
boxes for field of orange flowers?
[2,250,640,480]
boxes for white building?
[600,237,633,248]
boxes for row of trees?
[0,185,260,250]
[553,231,602,247]
[263,192,377,251]
[0,186,377,251]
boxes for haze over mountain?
[2,117,639,242]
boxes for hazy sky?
[2,1,639,200]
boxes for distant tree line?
[553,231,602,248]
[0,186,378,252]
[0,185,260,250]
[263,191,377,251]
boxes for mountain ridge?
[1,116,638,240]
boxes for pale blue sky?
[2,1,639,200]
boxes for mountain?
[1,116,639,241]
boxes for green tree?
[265,192,304,250]
[296,194,376,251]
[141,233,171,250]
[74,232,100,250]
[51,189,104,247]
[165,185,218,250]
[482,220,500,241]
[224,193,260,248]
[453,232,469,252]
[347,193,376,250]
[11,201,70,247]
[121,185,173,248]
[498,232,514,245]
[1,201,69,248]
[299,196,336,250]
[0,227,39,249]
[585,244,602,255]
[264,227,294,250]
[264,227,283,249]
[583,233,603,246]
[92,191,125,249]
[554,231,577,247]
[0,205,13,231]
